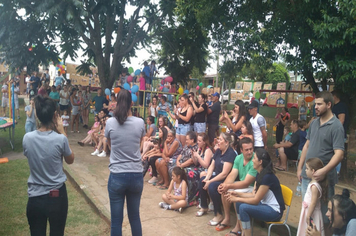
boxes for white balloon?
[131,72,135,77]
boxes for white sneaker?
[91,149,100,156]
[97,151,107,157]
[159,202,168,208]
[148,176,158,184]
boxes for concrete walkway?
[3,130,356,236]
[63,133,291,236]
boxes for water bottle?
[296,182,301,196]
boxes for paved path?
[3,129,356,235]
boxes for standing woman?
[70,88,81,133]
[176,94,193,146]
[275,107,290,144]
[82,86,91,128]
[299,100,308,121]
[23,95,74,236]
[191,93,208,133]
[148,96,158,118]
[105,89,145,236]
[220,100,247,137]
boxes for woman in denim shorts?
[176,94,193,146]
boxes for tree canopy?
[179,0,356,95]
[0,0,161,89]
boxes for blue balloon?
[105,88,111,95]
[131,94,137,102]
[162,87,169,93]
[131,84,139,93]
[184,89,189,94]
[134,69,141,76]
[123,83,131,90]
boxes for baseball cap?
[212,92,220,98]
[248,100,259,109]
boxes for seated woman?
[192,133,213,178]
[198,132,236,224]
[141,116,158,155]
[155,129,182,189]
[78,115,101,146]
[103,93,117,117]
[226,149,285,236]
[306,189,356,236]
[175,131,201,205]
[91,116,110,157]
[142,127,167,184]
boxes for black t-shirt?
[213,147,236,175]
[207,101,221,125]
[195,103,207,123]
[332,101,349,138]
[288,129,300,154]
[258,173,285,213]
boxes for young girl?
[61,110,70,134]
[238,120,254,142]
[159,166,188,213]
[78,115,101,146]
[297,157,327,236]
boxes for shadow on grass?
[0,159,109,236]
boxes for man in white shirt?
[248,100,267,151]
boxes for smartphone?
[309,217,314,228]
[49,189,59,197]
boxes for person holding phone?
[23,95,75,236]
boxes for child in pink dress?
[297,158,327,236]
[139,72,146,106]
[78,115,101,146]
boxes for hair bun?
[342,189,350,199]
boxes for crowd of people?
[3,70,353,236]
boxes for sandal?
[158,186,168,190]
[215,223,231,231]
[208,219,222,226]
[78,141,84,146]
[195,209,207,217]
[275,166,286,171]
[225,231,241,236]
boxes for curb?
[63,164,111,226]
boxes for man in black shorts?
[273,119,300,171]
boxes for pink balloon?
[160,86,163,90]
[165,76,173,83]
[196,85,200,90]
[127,75,133,83]
[161,79,165,85]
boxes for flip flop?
[225,231,241,236]
[208,219,222,226]
[275,166,286,171]
[215,223,231,231]
[158,186,168,190]
[195,210,207,217]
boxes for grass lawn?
[0,159,109,236]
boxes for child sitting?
[159,166,188,213]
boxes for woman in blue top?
[105,89,146,236]
[226,149,285,236]
[198,132,236,225]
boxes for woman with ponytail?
[306,189,356,236]
[105,89,146,236]
[23,95,74,236]
[225,149,285,236]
